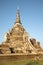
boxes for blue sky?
[0,0,43,48]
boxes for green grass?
[0,59,43,65]
[26,60,43,65]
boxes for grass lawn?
[0,59,43,65]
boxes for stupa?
[0,9,42,54]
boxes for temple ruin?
[0,9,43,54]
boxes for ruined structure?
[0,9,42,54]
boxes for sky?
[0,0,43,48]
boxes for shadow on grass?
[26,60,39,65]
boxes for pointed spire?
[16,7,20,18]
[15,8,21,24]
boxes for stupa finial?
[15,7,21,24]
